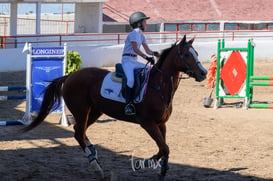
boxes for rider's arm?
[142,43,154,56]
[131,41,149,59]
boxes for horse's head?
[175,35,207,82]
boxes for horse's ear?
[188,36,195,44]
[179,35,186,45]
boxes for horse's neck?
[153,65,180,102]
[157,62,180,86]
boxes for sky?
[0,3,75,15]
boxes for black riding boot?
[124,86,136,115]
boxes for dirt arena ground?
[1,61,273,181]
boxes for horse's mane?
[156,42,177,68]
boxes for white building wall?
[74,2,102,33]
[9,2,17,36]
[1,39,273,72]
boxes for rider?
[122,11,159,115]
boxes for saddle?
[111,63,149,99]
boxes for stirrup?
[125,103,136,115]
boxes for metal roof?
[0,0,108,3]
[103,0,273,22]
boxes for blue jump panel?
[31,47,64,113]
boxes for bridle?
[154,42,201,77]
[148,41,206,115]
[177,43,202,78]
[150,42,201,114]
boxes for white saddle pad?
[100,72,147,103]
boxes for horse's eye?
[184,53,190,58]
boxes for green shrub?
[65,51,82,75]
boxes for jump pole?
[250,82,273,86]
[0,95,26,100]
[0,120,24,126]
[249,103,273,109]
[0,86,26,125]
[0,86,26,101]
[0,86,26,91]
[250,76,273,80]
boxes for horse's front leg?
[141,121,169,177]
[158,123,169,177]
[144,123,166,165]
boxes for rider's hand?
[153,51,160,58]
[146,57,155,65]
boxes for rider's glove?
[153,51,160,58]
[146,56,155,65]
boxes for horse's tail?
[22,75,69,132]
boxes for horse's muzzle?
[194,69,207,82]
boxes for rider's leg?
[122,60,136,115]
[124,85,135,115]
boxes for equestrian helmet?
[129,12,150,28]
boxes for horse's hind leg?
[85,108,104,178]
[85,108,103,160]
[72,106,104,178]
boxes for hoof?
[95,170,104,180]
[158,173,166,181]
[159,166,169,178]
[160,156,169,178]
[90,159,104,179]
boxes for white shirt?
[121,28,147,88]
[122,28,146,55]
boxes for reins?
[145,41,201,115]
[150,69,180,114]
[149,43,191,114]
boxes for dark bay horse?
[23,35,207,178]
